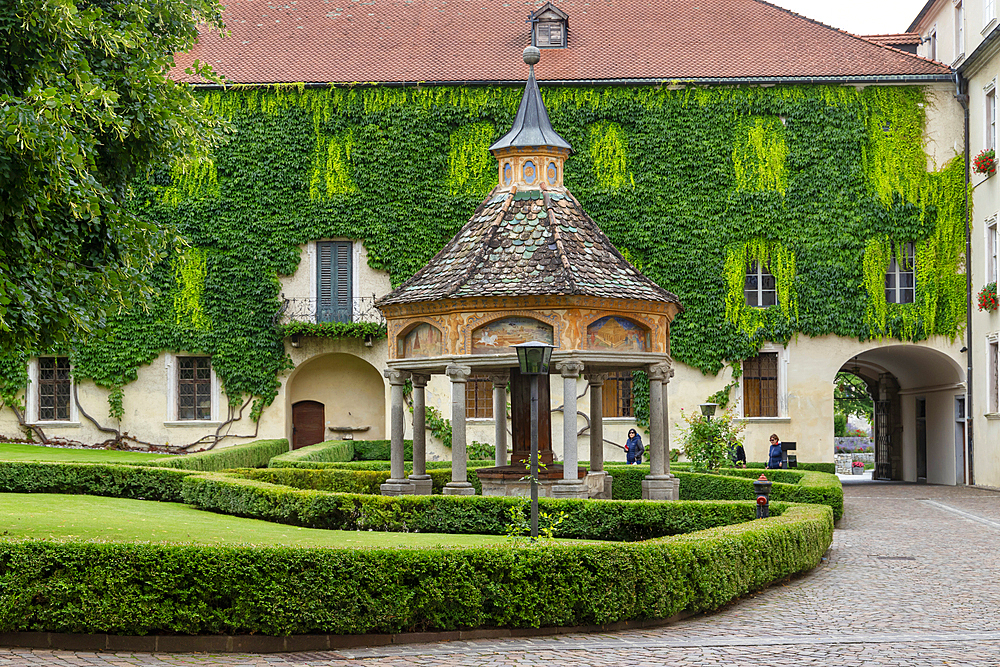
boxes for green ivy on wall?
[0,82,967,435]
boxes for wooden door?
[510,366,553,466]
[292,400,325,449]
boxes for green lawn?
[0,493,513,548]
[0,443,168,463]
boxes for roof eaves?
[907,0,943,33]
[957,22,1000,75]
[191,74,956,91]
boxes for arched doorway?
[286,353,386,445]
[291,400,325,449]
[835,345,965,485]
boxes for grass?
[0,443,168,464]
[0,494,515,549]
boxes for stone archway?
[286,353,386,444]
[835,345,965,485]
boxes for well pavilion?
[375,47,683,501]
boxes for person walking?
[625,428,644,465]
[767,434,783,469]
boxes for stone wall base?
[642,475,679,501]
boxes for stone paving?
[1,479,997,666]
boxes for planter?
[851,467,864,475]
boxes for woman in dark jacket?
[767,434,783,469]
[626,429,644,465]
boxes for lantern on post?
[699,403,718,420]
[513,341,556,540]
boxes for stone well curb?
[0,612,692,654]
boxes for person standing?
[626,428,644,465]
[767,434,783,469]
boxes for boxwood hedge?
[268,440,354,467]
[0,503,831,636]
[0,461,194,501]
[139,439,290,471]
[606,464,843,520]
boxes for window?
[177,357,212,420]
[988,217,998,284]
[466,374,494,419]
[743,353,778,418]
[955,1,964,59]
[535,22,564,47]
[987,86,996,151]
[986,0,996,26]
[317,241,352,323]
[927,27,937,60]
[885,243,915,305]
[602,372,634,418]
[37,357,71,421]
[989,337,999,413]
[744,262,777,307]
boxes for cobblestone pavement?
[1,481,997,667]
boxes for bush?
[606,464,843,520]
[678,408,745,471]
[269,441,354,467]
[0,503,831,636]
[142,439,289,471]
[352,440,412,461]
[0,461,193,501]
[834,413,847,437]
[180,471,793,539]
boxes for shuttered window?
[744,353,778,418]
[466,374,494,419]
[38,357,71,421]
[603,372,634,418]
[317,241,353,323]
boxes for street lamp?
[699,402,718,420]
[513,341,556,540]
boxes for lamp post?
[513,341,556,540]
[699,402,718,420]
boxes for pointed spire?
[489,46,572,154]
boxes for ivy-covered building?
[2,0,972,483]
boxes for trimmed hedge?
[0,461,194,501]
[181,472,785,540]
[268,440,354,467]
[673,461,837,475]
[141,439,290,471]
[605,464,843,521]
[352,439,413,461]
[0,503,831,636]
[270,459,495,471]
[231,466,485,496]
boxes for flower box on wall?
[974,149,996,176]
[978,282,998,313]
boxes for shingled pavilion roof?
[376,188,681,307]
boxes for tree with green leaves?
[834,371,874,425]
[0,0,225,352]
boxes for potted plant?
[978,282,998,312]
[974,148,996,176]
[851,460,865,475]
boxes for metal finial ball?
[523,46,541,65]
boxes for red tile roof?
[860,33,922,46]
[171,0,950,85]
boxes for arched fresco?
[586,316,650,352]
[400,322,444,358]
[471,316,554,355]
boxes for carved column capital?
[445,363,472,383]
[410,373,430,388]
[585,371,609,386]
[488,372,509,388]
[648,362,672,383]
[556,360,585,378]
[384,369,411,385]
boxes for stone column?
[490,372,509,467]
[642,362,677,500]
[443,363,475,495]
[408,373,432,495]
[585,371,611,499]
[554,360,586,499]
[662,366,675,475]
[380,369,414,496]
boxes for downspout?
[955,71,974,485]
